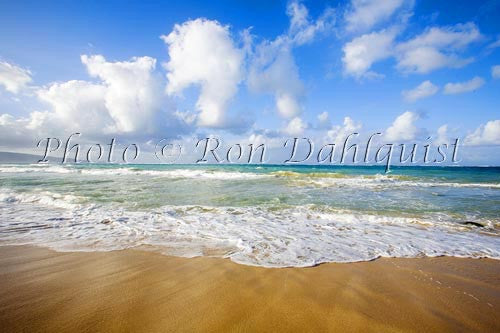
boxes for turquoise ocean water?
[0,163,499,267]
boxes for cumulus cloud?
[248,1,334,118]
[0,61,33,94]
[1,79,111,148]
[1,2,335,150]
[395,23,480,73]
[81,55,166,133]
[317,111,329,123]
[36,80,110,135]
[465,120,500,146]
[435,124,449,145]
[283,116,307,136]
[492,65,500,79]
[342,28,397,78]
[287,0,309,31]
[342,22,481,77]
[327,117,362,143]
[0,54,194,149]
[384,111,420,141]
[248,43,304,118]
[402,80,439,102]
[344,0,411,33]
[161,18,245,128]
[247,128,283,149]
[443,76,484,95]
[286,0,335,46]
[316,111,331,129]
[0,113,44,149]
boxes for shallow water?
[1,163,499,267]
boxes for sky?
[0,0,499,165]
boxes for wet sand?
[0,246,498,332]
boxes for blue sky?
[0,0,499,164]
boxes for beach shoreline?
[0,245,498,332]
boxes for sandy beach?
[1,0,500,332]
[0,246,498,332]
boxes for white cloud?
[287,0,309,31]
[36,80,110,135]
[286,0,336,46]
[345,0,410,33]
[435,124,449,145]
[492,65,500,79]
[327,116,362,143]
[276,90,303,118]
[0,61,33,94]
[283,116,307,136]
[342,28,397,78]
[488,37,500,49]
[402,80,439,102]
[317,111,329,123]
[248,1,334,118]
[399,23,480,49]
[465,120,500,146]
[384,111,420,141]
[247,128,283,149]
[248,43,304,118]
[81,55,165,133]
[161,18,245,128]
[317,111,331,129]
[0,54,194,149]
[443,76,484,95]
[0,113,15,126]
[0,114,38,149]
[343,22,481,77]
[396,23,480,73]
[397,47,471,74]
[1,80,111,149]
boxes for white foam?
[0,165,267,180]
[3,165,499,189]
[272,172,500,189]
[1,195,498,267]
[81,168,267,180]
[0,189,81,210]
[0,165,73,174]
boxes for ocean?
[0,163,499,267]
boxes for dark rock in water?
[101,219,112,225]
[462,221,484,228]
